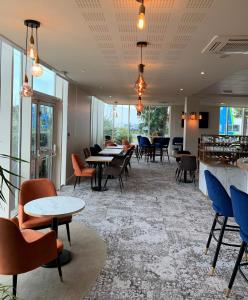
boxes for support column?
[183,97,199,155]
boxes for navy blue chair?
[94,144,102,153]
[225,186,248,297]
[153,137,170,163]
[204,170,239,276]
[90,146,99,156]
[136,135,142,161]
[172,137,183,152]
[140,136,154,162]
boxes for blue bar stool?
[204,170,240,276]
[225,186,248,297]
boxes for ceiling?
[1,0,248,105]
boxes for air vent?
[202,35,248,55]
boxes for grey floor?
[61,158,248,300]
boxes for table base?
[92,186,108,192]
[43,249,71,268]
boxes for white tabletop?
[24,196,85,218]
[86,156,114,163]
[106,145,124,149]
[99,148,123,155]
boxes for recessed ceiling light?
[220,102,226,105]
[201,71,205,75]
[109,96,112,98]
[81,69,86,73]
[180,88,184,91]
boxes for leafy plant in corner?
[0,154,27,299]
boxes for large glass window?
[33,65,55,96]
[10,49,22,210]
[219,107,245,135]
[103,104,170,142]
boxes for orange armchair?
[71,154,96,189]
[0,217,63,297]
[19,178,72,245]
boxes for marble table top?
[106,145,124,149]
[99,148,123,155]
[86,156,114,163]
[24,196,85,218]
[237,158,248,171]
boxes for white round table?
[24,196,85,266]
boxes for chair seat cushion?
[80,168,96,176]
[22,229,63,253]
[21,215,72,229]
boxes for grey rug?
[61,159,248,300]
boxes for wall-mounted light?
[181,112,187,120]
[182,112,202,120]
[136,0,145,30]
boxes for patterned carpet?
[61,159,248,300]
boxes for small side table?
[24,196,85,267]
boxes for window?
[219,107,244,135]
[103,104,170,142]
[33,65,55,96]
[10,49,22,211]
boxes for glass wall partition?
[103,104,170,143]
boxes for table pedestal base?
[43,249,71,268]
[92,186,108,192]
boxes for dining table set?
[86,146,125,192]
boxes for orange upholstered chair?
[0,217,63,297]
[19,178,72,245]
[71,154,96,189]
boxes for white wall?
[66,84,91,182]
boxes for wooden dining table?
[86,156,113,191]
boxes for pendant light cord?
[36,27,39,53]
[25,25,28,76]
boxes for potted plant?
[0,154,26,299]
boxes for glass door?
[31,101,55,180]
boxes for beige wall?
[66,84,91,182]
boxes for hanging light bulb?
[137,1,145,30]
[32,55,43,77]
[20,74,33,97]
[136,96,144,115]
[28,30,37,59]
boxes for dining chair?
[19,178,72,245]
[0,217,63,297]
[204,171,240,277]
[177,155,197,184]
[90,146,99,156]
[71,154,96,189]
[83,147,91,159]
[140,136,154,162]
[94,144,102,153]
[225,186,248,297]
[103,156,129,192]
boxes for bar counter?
[199,160,248,196]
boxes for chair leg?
[225,241,247,297]
[74,177,78,189]
[104,176,109,188]
[13,274,17,297]
[205,213,218,254]
[167,149,170,163]
[78,177,81,184]
[119,178,122,192]
[91,176,93,188]
[57,254,63,282]
[66,223,71,246]
[209,216,228,276]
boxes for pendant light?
[20,22,33,97]
[135,41,147,94]
[136,0,145,30]
[136,96,144,115]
